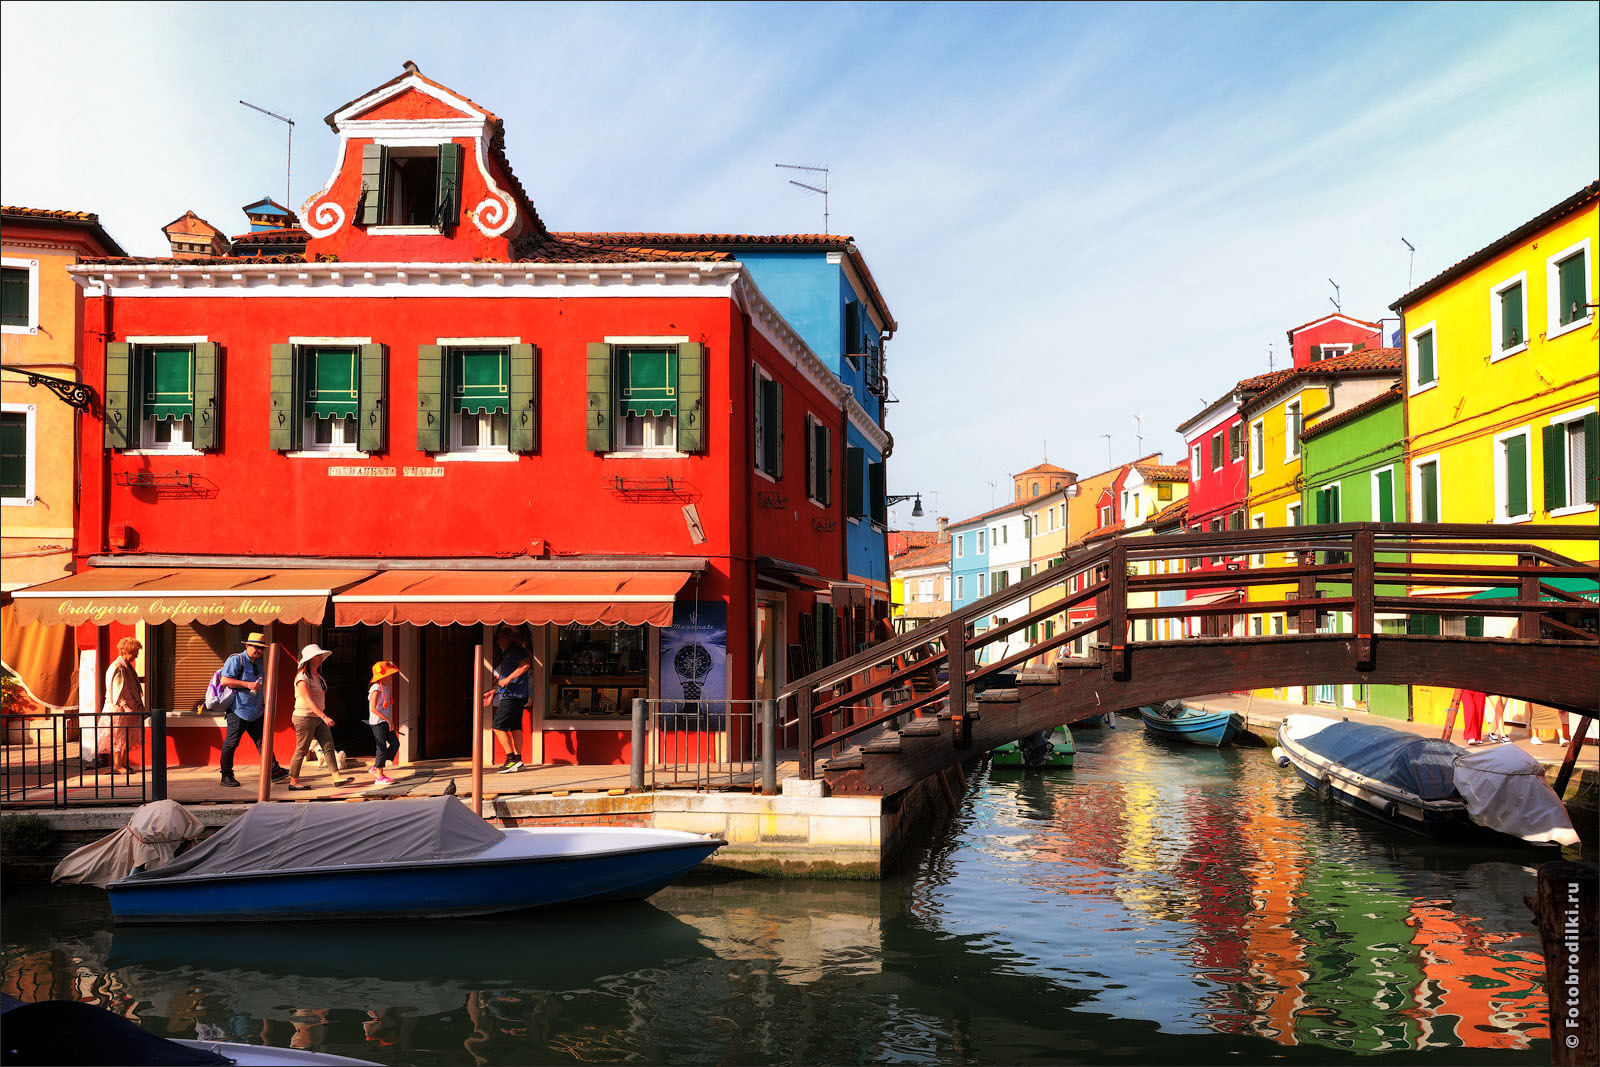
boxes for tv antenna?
[775,163,828,233]
[1133,412,1144,455]
[1267,341,1275,372]
[1328,278,1341,313]
[1100,433,1113,470]
[240,100,295,212]
[1401,237,1415,289]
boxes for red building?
[14,64,896,771]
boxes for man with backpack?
[217,632,290,788]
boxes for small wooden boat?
[1139,702,1245,747]
[1274,714,1578,848]
[991,725,1075,768]
[107,796,725,924]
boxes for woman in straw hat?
[368,660,403,786]
[287,643,354,791]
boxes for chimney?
[936,516,949,543]
[161,211,228,259]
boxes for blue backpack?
[203,667,235,712]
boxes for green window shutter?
[435,142,462,229]
[846,445,865,517]
[144,345,194,422]
[508,343,537,454]
[1210,434,1222,468]
[677,342,704,452]
[358,343,387,454]
[1407,614,1441,636]
[869,460,886,525]
[1308,344,1322,362]
[760,378,779,474]
[1420,462,1439,523]
[1501,282,1524,348]
[1229,423,1243,461]
[819,424,832,506]
[1465,615,1484,638]
[305,346,360,419]
[1584,413,1599,503]
[1416,331,1435,385]
[1559,253,1587,326]
[1505,433,1528,517]
[269,343,297,452]
[359,144,387,226]
[104,342,132,450]
[1,267,28,327]
[1,412,26,497]
[1020,563,1031,580]
[772,381,783,479]
[1329,485,1340,523]
[1314,488,1328,525]
[192,342,220,452]
[1376,468,1394,522]
[416,344,444,453]
[1543,423,1567,511]
[452,348,509,415]
[585,342,612,452]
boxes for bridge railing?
[781,523,1598,779]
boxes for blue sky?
[3,2,1596,526]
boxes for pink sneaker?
[373,774,394,786]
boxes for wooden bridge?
[781,523,1599,798]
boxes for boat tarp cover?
[1294,721,1460,800]
[52,799,206,888]
[118,796,504,882]
[1453,744,1580,846]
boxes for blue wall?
[948,523,990,627]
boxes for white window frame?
[1,402,37,505]
[1411,453,1442,523]
[1286,501,1302,527]
[977,572,987,598]
[437,338,519,459]
[1210,431,1224,471]
[976,530,986,554]
[1284,398,1302,462]
[1407,320,1438,396]
[1316,343,1352,361]
[943,576,952,602]
[1,256,41,335]
[805,413,828,505]
[1546,237,1593,341]
[1249,418,1265,475]
[1547,405,1597,518]
[1192,443,1203,479]
[289,336,371,457]
[1492,425,1534,524]
[953,534,964,559]
[1488,270,1530,362]
[955,574,965,601]
[1250,512,1266,567]
[1370,464,1397,524]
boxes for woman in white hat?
[287,643,354,791]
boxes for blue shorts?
[493,698,527,731]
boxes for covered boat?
[107,796,725,924]
[1139,702,1245,747]
[53,799,206,888]
[1274,714,1578,848]
[991,725,1075,768]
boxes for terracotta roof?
[1132,463,1188,482]
[77,253,307,267]
[1236,366,1296,394]
[229,227,309,244]
[1239,348,1402,415]
[1391,180,1600,311]
[163,210,224,238]
[892,541,952,572]
[512,233,730,264]
[894,530,939,551]
[948,496,1035,530]
[1147,498,1189,529]
[1016,461,1073,476]
[2,206,127,256]
[1079,520,1125,545]
[1301,383,1404,442]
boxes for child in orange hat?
[368,661,404,786]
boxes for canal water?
[2,722,1576,1064]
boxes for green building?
[1300,386,1410,719]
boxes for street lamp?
[886,493,924,518]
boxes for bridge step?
[899,720,945,738]
[976,688,1019,703]
[862,733,902,754]
[1014,669,1058,686]
[822,751,863,772]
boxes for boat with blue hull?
[991,725,1075,768]
[1138,702,1245,747]
[106,796,725,924]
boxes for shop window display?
[549,622,647,720]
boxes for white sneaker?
[1529,736,1542,745]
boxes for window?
[1228,422,1244,463]
[417,341,535,455]
[1099,505,1111,526]
[1284,399,1302,460]
[298,345,361,451]
[104,341,220,452]
[1310,343,1350,362]
[1286,502,1302,527]
[1191,443,1203,478]
[954,534,964,558]
[1250,419,1265,474]
[943,577,952,601]
[918,578,934,603]
[1543,410,1598,513]
[1371,466,1396,523]
[753,367,783,478]
[805,415,832,504]
[1547,238,1592,338]
[993,570,1009,592]
[977,572,987,598]
[1312,484,1341,524]
[1251,513,1266,567]
[1,404,35,505]
[1,258,39,333]
[1494,427,1532,522]
[359,142,462,231]
[955,575,965,601]
[1031,481,1040,497]
[1413,456,1440,523]
[1210,432,1224,471]
[976,530,986,554]
[587,341,702,454]
[1408,322,1437,394]
[1490,272,1529,360]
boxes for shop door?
[320,625,385,757]
[421,625,478,759]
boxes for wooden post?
[797,688,814,780]
[1531,861,1596,1066]
[1553,717,1594,797]
[1108,543,1128,679]
[947,615,970,748]
[471,642,484,816]
[761,699,777,796]
[256,643,279,804]
[146,667,166,802]
[1297,570,1317,635]
[1353,528,1375,670]
[1519,553,1542,640]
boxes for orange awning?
[1184,588,1244,607]
[10,568,374,627]
[332,570,692,627]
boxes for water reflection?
[1,722,1569,1063]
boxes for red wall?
[1185,412,1247,545]
[1289,318,1384,368]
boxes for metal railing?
[630,698,778,794]
[0,711,162,808]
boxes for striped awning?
[332,570,691,628]
[10,567,374,627]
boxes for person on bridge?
[1445,688,1488,746]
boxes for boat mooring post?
[1532,860,1596,1066]
[761,699,777,795]
[630,698,646,791]
[257,642,279,804]
[471,642,484,816]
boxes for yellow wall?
[2,243,83,590]
[1244,384,1326,639]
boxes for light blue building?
[947,509,994,632]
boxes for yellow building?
[2,206,126,700]
[1241,349,1401,698]
[1393,181,1598,727]
[1120,463,1190,643]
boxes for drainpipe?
[741,308,757,705]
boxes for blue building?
[947,509,993,632]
